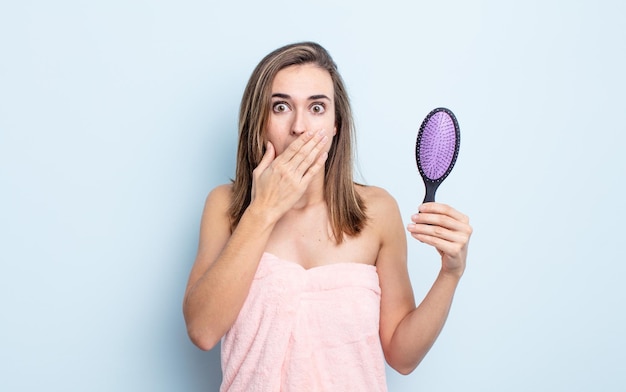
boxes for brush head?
[416,107,460,183]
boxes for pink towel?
[220,252,387,392]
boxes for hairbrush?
[415,107,460,203]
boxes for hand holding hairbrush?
[415,107,460,203]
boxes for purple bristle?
[419,111,457,180]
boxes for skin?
[183,63,473,375]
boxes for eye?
[311,103,326,114]
[272,102,290,113]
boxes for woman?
[183,41,472,391]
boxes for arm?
[378,200,472,374]
[182,185,277,351]
[183,130,329,350]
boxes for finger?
[276,130,327,168]
[275,130,318,163]
[251,142,275,201]
[408,222,468,256]
[255,142,275,173]
[411,212,466,234]
[412,205,472,240]
[418,203,470,224]
[409,219,452,237]
[408,220,466,244]
[300,150,329,183]
[408,207,472,241]
[292,132,329,176]
[409,231,449,249]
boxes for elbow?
[392,363,418,376]
[192,337,220,352]
[384,349,421,376]
[186,324,221,351]
[386,356,419,376]
[183,299,222,351]
[183,307,222,351]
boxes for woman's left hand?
[407,203,473,278]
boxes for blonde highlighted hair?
[229,41,366,243]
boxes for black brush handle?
[423,181,439,204]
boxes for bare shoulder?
[200,184,233,235]
[355,184,396,205]
[206,183,233,206]
[356,184,406,260]
[193,184,233,270]
[356,184,401,221]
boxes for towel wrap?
[220,252,387,391]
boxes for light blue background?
[2,0,625,391]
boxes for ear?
[333,125,337,136]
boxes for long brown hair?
[229,41,366,243]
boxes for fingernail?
[407,223,416,230]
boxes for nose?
[290,110,307,136]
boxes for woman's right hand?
[250,129,329,220]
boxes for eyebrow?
[271,93,331,101]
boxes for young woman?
[183,41,472,391]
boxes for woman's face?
[265,63,336,156]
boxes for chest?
[264,209,380,269]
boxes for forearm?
[183,205,276,350]
[387,270,461,374]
